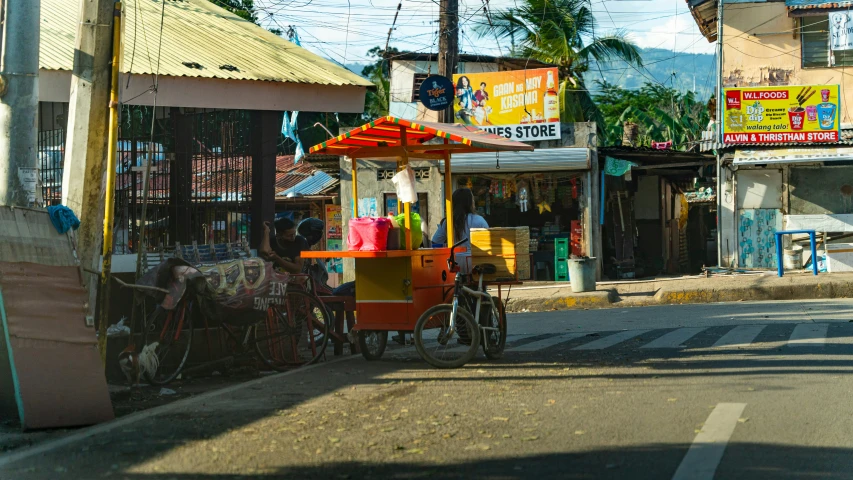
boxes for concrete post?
[61,0,116,326]
[0,0,41,207]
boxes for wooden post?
[399,127,411,251]
[443,147,453,245]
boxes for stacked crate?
[555,237,570,282]
[470,227,530,281]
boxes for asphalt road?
[4,298,853,479]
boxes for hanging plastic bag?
[392,166,417,203]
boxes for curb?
[507,290,615,312]
[655,280,853,305]
[505,279,853,312]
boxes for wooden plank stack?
[470,227,531,281]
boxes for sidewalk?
[502,272,853,312]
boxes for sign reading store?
[722,85,840,144]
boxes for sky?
[253,0,716,69]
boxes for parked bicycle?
[126,258,332,385]
[413,238,507,369]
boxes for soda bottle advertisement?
[722,85,840,144]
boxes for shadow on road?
[83,442,853,479]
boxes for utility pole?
[62,0,118,331]
[437,0,458,123]
[0,0,41,207]
[715,0,724,268]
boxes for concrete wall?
[722,2,853,124]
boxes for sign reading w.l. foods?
[452,68,561,142]
[722,85,840,144]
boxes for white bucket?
[783,245,803,270]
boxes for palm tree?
[479,0,643,126]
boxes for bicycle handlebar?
[447,237,468,272]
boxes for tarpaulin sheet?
[139,258,294,326]
[0,262,113,429]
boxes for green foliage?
[211,0,259,24]
[594,81,710,149]
[360,46,397,121]
[478,0,643,125]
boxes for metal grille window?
[801,16,853,67]
[37,102,68,205]
[411,73,429,102]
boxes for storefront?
[719,147,853,271]
[599,148,717,279]
[446,147,596,280]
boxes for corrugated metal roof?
[441,148,590,173]
[40,0,371,87]
[279,171,338,196]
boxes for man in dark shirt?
[262,217,308,274]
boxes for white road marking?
[671,403,747,480]
[787,323,829,347]
[572,330,650,350]
[712,325,767,348]
[641,327,706,349]
[511,333,587,352]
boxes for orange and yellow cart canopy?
[308,116,534,159]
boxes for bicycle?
[413,238,508,369]
[138,273,332,385]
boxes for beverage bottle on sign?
[544,71,560,123]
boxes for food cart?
[302,116,533,360]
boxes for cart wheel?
[358,331,388,361]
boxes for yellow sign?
[453,68,560,141]
[723,85,840,144]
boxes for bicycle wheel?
[358,330,388,360]
[142,298,194,385]
[255,290,330,369]
[414,304,480,369]
[482,298,507,360]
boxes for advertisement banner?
[325,205,342,240]
[830,12,853,50]
[723,85,840,144]
[452,68,560,142]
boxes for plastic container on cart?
[568,257,596,293]
[347,217,392,251]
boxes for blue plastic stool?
[774,230,818,277]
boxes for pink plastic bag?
[347,217,392,251]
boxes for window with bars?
[801,16,853,67]
[411,73,429,102]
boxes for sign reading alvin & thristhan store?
[722,85,840,144]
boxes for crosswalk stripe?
[787,323,829,347]
[712,325,767,348]
[572,329,650,350]
[511,333,587,352]
[641,327,707,349]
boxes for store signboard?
[722,85,840,144]
[733,146,853,164]
[452,68,560,142]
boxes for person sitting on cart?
[431,187,488,274]
[262,217,308,275]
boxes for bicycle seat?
[474,263,497,275]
